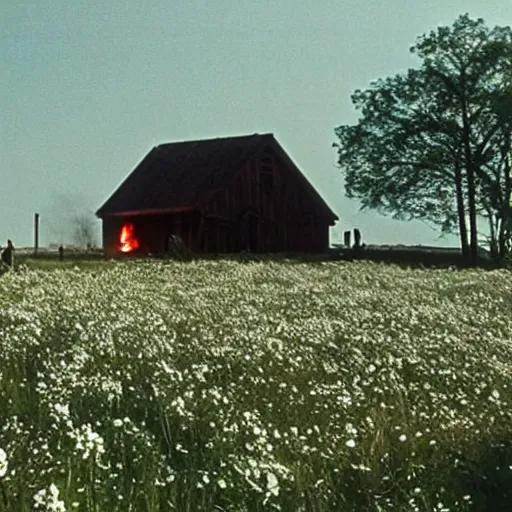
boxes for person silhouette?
[1,239,14,268]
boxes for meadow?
[0,259,511,511]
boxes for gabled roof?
[96,133,338,222]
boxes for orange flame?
[119,223,139,253]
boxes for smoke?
[41,192,101,248]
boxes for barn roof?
[96,133,338,222]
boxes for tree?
[476,106,512,261]
[71,212,97,250]
[334,14,512,264]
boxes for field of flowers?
[0,259,511,511]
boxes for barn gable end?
[96,134,338,256]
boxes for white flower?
[175,443,188,454]
[399,434,407,442]
[113,419,123,428]
[218,479,227,489]
[266,472,279,496]
[345,439,356,448]
[87,431,100,442]
[48,483,66,511]
[53,403,70,418]
[33,489,47,508]
[33,484,66,511]
[0,448,8,478]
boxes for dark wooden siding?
[200,146,331,253]
[103,211,200,257]
[102,146,332,255]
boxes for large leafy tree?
[334,15,512,264]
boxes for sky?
[2,0,511,248]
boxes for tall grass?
[0,260,511,511]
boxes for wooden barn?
[96,134,338,256]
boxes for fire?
[119,223,139,253]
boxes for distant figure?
[1,239,15,268]
[165,234,190,260]
[166,234,185,257]
[59,245,64,262]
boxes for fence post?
[354,228,361,248]
[344,230,351,248]
[34,213,39,256]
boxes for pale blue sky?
[2,0,511,248]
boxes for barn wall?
[102,217,125,257]
[201,147,333,253]
[102,148,334,256]
[102,211,201,257]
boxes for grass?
[0,258,511,511]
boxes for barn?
[96,133,338,256]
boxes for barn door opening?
[247,214,259,252]
[240,211,259,252]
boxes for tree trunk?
[488,211,499,261]
[498,215,506,262]
[501,197,512,260]
[454,162,469,261]
[466,168,479,265]
[461,93,479,265]
[504,149,512,259]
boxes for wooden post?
[354,228,361,248]
[34,213,40,256]
[344,230,351,248]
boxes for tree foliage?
[334,14,512,264]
